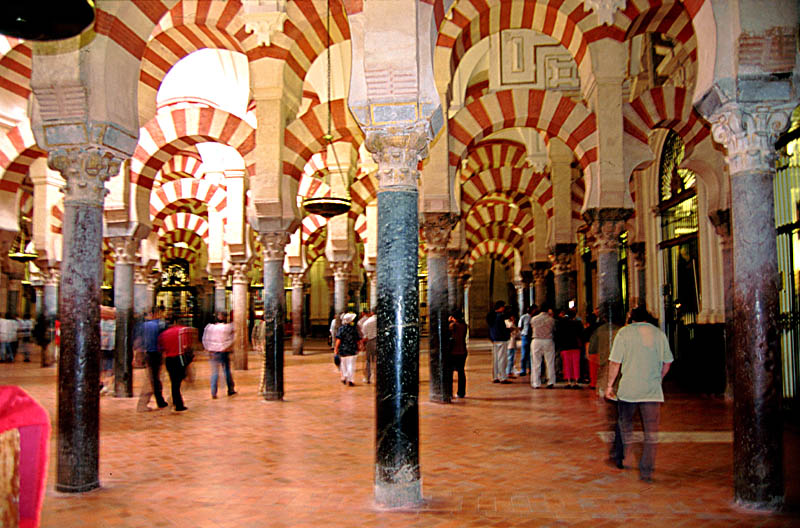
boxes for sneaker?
[174,406,188,412]
[227,390,237,396]
[546,384,555,389]
[348,381,355,387]
[157,401,169,409]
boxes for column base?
[262,391,283,401]
[56,480,100,493]
[734,495,784,512]
[429,394,451,404]
[374,479,422,508]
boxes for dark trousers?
[165,356,186,410]
[618,400,661,479]
[146,352,167,407]
[607,400,624,463]
[450,353,467,397]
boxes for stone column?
[549,244,575,311]
[49,147,121,493]
[710,104,791,508]
[133,266,149,317]
[366,270,378,311]
[230,262,250,370]
[212,273,227,314]
[584,209,630,326]
[457,274,466,315]
[709,210,734,401]
[422,213,454,404]
[447,255,459,315]
[515,281,526,316]
[331,261,351,315]
[258,232,289,400]
[368,129,427,507]
[531,264,549,307]
[462,276,471,326]
[629,242,646,309]
[146,274,158,315]
[325,271,335,320]
[289,272,304,356]
[34,285,43,317]
[108,237,137,397]
[43,267,59,319]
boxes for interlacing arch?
[149,178,226,230]
[467,224,526,253]
[283,99,363,183]
[571,176,585,224]
[460,167,553,219]
[0,37,32,105]
[305,228,326,265]
[623,1,699,62]
[131,106,254,210]
[353,214,367,245]
[158,213,210,242]
[298,152,331,200]
[434,0,599,88]
[623,85,711,155]
[162,246,200,265]
[349,169,377,218]
[449,89,597,174]
[460,139,529,182]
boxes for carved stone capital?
[532,269,548,283]
[133,266,149,285]
[709,102,792,174]
[583,208,632,254]
[447,256,461,277]
[230,262,250,285]
[585,0,625,25]
[242,0,287,47]
[48,147,122,207]
[421,213,456,256]
[44,267,60,287]
[259,231,290,262]
[513,280,526,293]
[548,243,576,274]
[107,236,138,266]
[365,126,429,191]
[331,261,352,281]
[289,272,305,289]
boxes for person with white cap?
[334,312,360,386]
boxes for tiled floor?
[1,339,798,527]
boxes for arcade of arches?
[0,0,798,514]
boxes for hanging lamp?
[302,0,351,219]
[0,1,95,41]
[8,228,38,263]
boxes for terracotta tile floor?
[1,339,798,527]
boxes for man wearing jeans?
[605,306,673,483]
[486,301,511,384]
[202,312,236,399]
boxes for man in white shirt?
[530,306,556,388]
[360,310,378,383]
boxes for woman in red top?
[157,316,192,412]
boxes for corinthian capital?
[331,261,352,281]
[583,208,632,254]
[421,213,456,256]
[548,243,576,274]
[259,231,289,262]
[289,272,305,289]
[709,103,792,174]
[48,147,122,206]
[230,262,250,285]
[107,236,138,265]
[365,125,429,190]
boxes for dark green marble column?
[258,233,288,401]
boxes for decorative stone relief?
[259,231,290,262]
[48,147,122,207]
[549,251,573,274]
[710,103,792,175]
[242,0,287,47]
[107,237,138,266]
[365,127,429,191]
[499,30,579,93]
[290,273,304,289]
[331,261,352,281]
[585,0,626,26]
[584,208,632,254]
[230,262,250,285]
[421,213,456,256]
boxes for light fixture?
[0,1,95,41]
[302,0,351,219]
[8,229,37,263]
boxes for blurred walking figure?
[203,312,236,399]
[136,309,168,412]
[448,312,469,398]
[100,305,116,394]
[334,312,359,386]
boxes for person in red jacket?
[158,315,193,412]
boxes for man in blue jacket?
[136,309,168,411]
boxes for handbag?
[333,353,340,367]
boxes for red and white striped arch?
[161,245,199,265]
[158,212,210,242]
[571,175,585,226]
[158,228,206,255]
[0,123,44,206]
[349,170,377,218]
[247,0,350,96]
[0,37,32,108]
[156,152,204,184]
[449,89,597,174]
[623,85,710,155]
[465,202,535,245]
[305,227,327,266]
[460,139,528,182]
[150,178,226,229]
[301,214,328,243]
[460,167,552,219]
[50,204,63,234]
[132,106,254,204]
[435,0,599,85]
[283,99,363,183]
[18,188,32,220]
[623,1,698,57]
[467,223,526,253]
[467,239,519,274]
[353,213,367,245]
